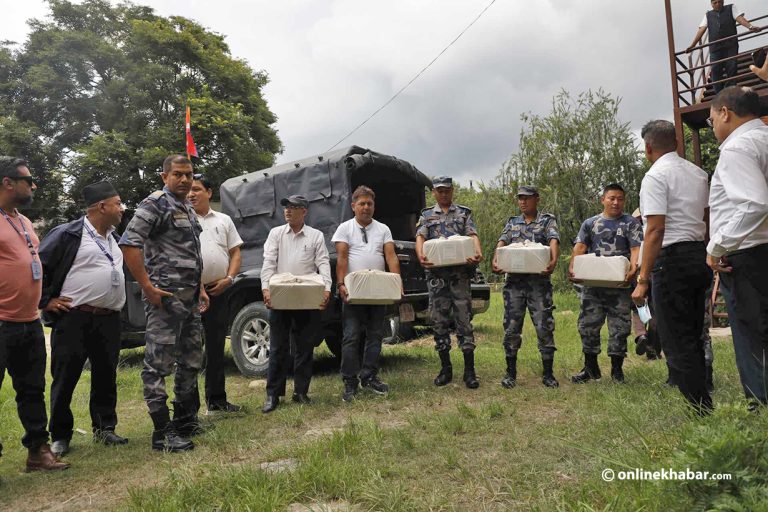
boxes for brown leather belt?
[72,304,119,316]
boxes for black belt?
[72,304,119,316]
[659,240,704,256]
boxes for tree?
[496,89,645,288]
[0,0,282,228]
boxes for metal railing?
[674,14,768,107]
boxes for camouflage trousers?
[427,267,475,353]
[141,287,204,416]
[578,286,631,357]
[502,275,556,360]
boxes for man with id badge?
[0,156,69,471]
[120,155,209,452]
[38,180,129,457]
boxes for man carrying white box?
[569,183,642,384]
[492,185,561,389]
[333,186,401,402]
[260,195,332,413]
[416,176,483,389]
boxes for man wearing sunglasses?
[38,181,129,457]
[707,86,768,412]
[0,156,69,471]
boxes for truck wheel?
[230,302,271,378]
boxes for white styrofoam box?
[423,235,475,267]
[496,242,550,274]
[573,254,631,288]
[344,270,402,305]
[268,273,325,310]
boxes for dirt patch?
[286,501,363,512]
[260,458,298,473]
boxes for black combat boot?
[171,401,208,437]
[462,352,479,389]
[150,410,194,453]
[541,358,559,388]
[706,363,714,393]
[501,356,517,389]
[434,350,453,386]
[571,353,601,384]
[610,356,625,383]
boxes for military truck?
[121,146,491,377]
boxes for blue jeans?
[0,319,49,449]
[341,304,387,384]
[719,244,768,403]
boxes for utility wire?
[326,0,498,152]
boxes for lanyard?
[84,222,116,268]
[0,207,36,255]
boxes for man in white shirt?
[188,174,243,414]
[38,181,129,456]
[332,186,401,402]
[631,120,713,415]
[260,195,332,413]
[707,86,768,409]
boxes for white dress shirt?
[331,218,393,272]
[260,223,332,291]
[196,208,243,285]
[60,217,126,310]
[708,119,768,258]
[640,152,709,248]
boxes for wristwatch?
[226,275,235,284]
[637,276,650,285]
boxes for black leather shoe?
[207,401,243,414]
[291,393,312,404]
[262,395,279,413]
[94,430,129,446]
[151,430,194,453]
[51,440,70,457]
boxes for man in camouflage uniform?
[569,183,642,383]
[120,155,209,453]
[492,185,560,388]
[415,176,483,389]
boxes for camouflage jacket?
[498,212,559,245]
[416,204,478,240]
[119,187,203,288]
[575,213,642,258]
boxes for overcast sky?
[2,0,766,184]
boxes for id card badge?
[31,259,42,281]
[111,269,121,287]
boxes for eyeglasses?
[193,173,204,180]
[6,176,37,186]
[360,227,368,244]
[706,117,714,128]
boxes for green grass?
[1,292,766,511]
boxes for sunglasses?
[6,175,37,186]
[193,173,205,180]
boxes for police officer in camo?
[415,176,483,389]
[569,183,642,384]
[492,185,560,389]
[120,154,209,453]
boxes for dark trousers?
[202,290,231,407]
[651,241,713,412]
[49,310,121,441]
[266,309,320,397]
[710,44,739,93]
[0,319,49,450]
[340,304,387,384]
[719,244,768,403]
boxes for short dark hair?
[0,156,28,178]
[162,154,193,174]
[602,183,625,197]
[641,120,678,153]
[193,173,212,190]
[711,86,762,118]
[351,185,375,203]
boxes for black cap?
[432,176,453,189]
[83,181,119,205]
[517,185,539,196]
[280,195,309,208]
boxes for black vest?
[707,4,738,52]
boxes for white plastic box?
[268,273,325,310]
[423,235,475,267]
[344,270,401,305]
[573,254,630,288]
[496,242,550,274]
